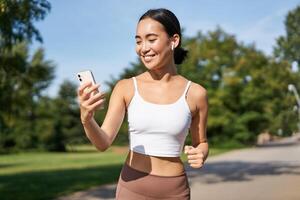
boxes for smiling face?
[135,18,177,70]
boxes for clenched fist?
[184,145,205,168]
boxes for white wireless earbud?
[171,42,175,51]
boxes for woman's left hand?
[184,145,205,168]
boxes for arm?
[78,79,127,151]
[184,84,209,168]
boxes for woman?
[77,8,208,200]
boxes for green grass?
[0,145,239,200]
[0,145,127,200]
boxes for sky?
[31,0,300,96]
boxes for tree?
[274,5,300,66]
[273,5,300,135]
[0,42,55,152]
[0,0,51,48]
[182,28,298,145]
[0,0,52,152]
[36,80,85,152]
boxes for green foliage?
[34,81,85,152]
[0,0,51,48]
[0,0,58,153]
[274,5,300,65]
[0,42,55,152]
[184,27,299,145]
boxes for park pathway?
[57,134,300,200]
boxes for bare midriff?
[125,150,185,176]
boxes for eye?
[136,40,141,45]
[149,38,156,43]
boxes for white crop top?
[127,77,192,157]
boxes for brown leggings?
[116,163,190,200]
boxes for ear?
[171,34,180,49]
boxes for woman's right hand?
[77,82,106,124]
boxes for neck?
[147,63,178,82]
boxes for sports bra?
[127,77,192,157]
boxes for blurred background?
[1,0,300,200]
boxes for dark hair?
[139,8,188,65]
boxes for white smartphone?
[77,70,100,97]
[77,70,96,85]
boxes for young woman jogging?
[77,8,209,200]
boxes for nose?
[141,41,150,54]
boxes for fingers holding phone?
[76,70,106,124]
[84,87,106,109]
[78,82,100,101]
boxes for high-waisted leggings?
[115,163,190,199]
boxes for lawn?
[0,145,237,200]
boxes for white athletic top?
[127,77,192,157]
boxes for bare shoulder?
[189,82,208,108]
[114,78,132,89]
[112,78,133,95]
[190,82,207,97]
[112,78,134,107]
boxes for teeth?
[144,55,155,62]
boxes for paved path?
[57,134,300,200]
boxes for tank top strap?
[183,80,192,97]
[132,77,138,92]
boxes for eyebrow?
[135,33,159,39]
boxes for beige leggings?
[116,163,190,200]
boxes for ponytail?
[174,47,188,64]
